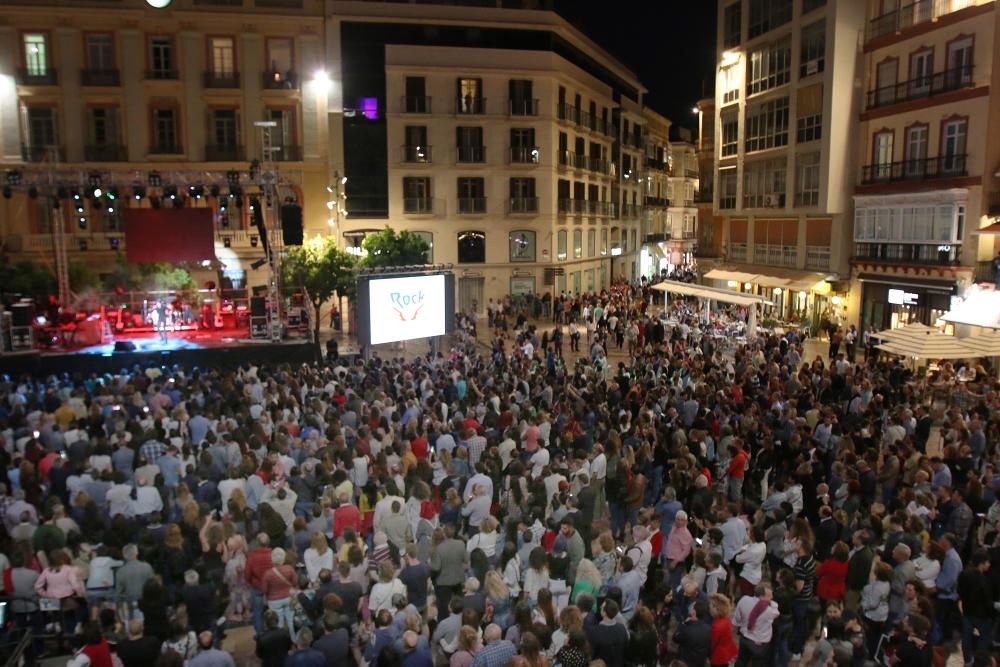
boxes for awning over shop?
[703,268,761,284]
[704,265,832,292]
[650,281,767,307]
[856,272,956,294]
[972,222,1000,235]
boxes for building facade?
[325,0,648,311]
[0,0,329,292]
[708,0,865,332]
[850,0,999,333]
[666,130,700,270]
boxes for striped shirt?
[794,554,817,601]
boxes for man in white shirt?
[497,432,517,469]
[106,475,135,519]
[590,446,608,520]
[131,477,163,518]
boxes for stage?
[0,327,321,375]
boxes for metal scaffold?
[254,120,284,342]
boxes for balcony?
[754,243,798,268]
[400,96,431,113]
[866,66,975,110]
[272,145,303,161]
[988,191,1000,216]
[456,146,486,164]
[81,68,119,86]
[558,200,614,217]
[507,197,539,215]
[507,98,538,116]
[205,144,245,161]
[623,134,643,150]
[402,197,434,215]
[728,241,748,262]
[805,245,831,271]
[588,157,613,176]
[558,103,580,124]
[645,157,669,172]
[21,145,64,162]
[853,242,961,266]
[622,168,645,183]
[401,145,432,163]
[457,197,487,214]
[861,154,968,185]
[744,193,787,209]
[455,97,486,115]
[508,146,539,164]
[596,118,616,138]
[621,203,642,218]
[16,67,58,86]
[644,196,670,208]
[84,144,127,161]
[204,71,241,89]
[261,71,297,90]
[145,69,179,81]
[866,0,988,43]
[695,188,714,203]
[558,150,588,170]
[255,0,304,8]
[645,233,670,244]
[149,142,182,155]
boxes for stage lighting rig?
[133,185,146,201]
[209,184,220,198]
[147,171,162,187]
[164,185,178,200]
[226,169,240,186]
[56,186,69,200]
[5,170,22,186]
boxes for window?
[796,84,823,143]
[456,127,484,163]
[403,177,432,213]
[940,118,967,173]
[795,152,820,206]
[88,107,119,146]
[557,230,567,260]
[854,204,962,243]
[875,59,898,107]
[945,36,973,88]
[747,38,791,96]
[588,229,596,257]
[412,231,433,262]
[210,37,235,76]
[267,108,294,149]
[509,177,536,213]
[457,177,485,214]
[719,167,738,209]
[457,78,483,114]
[721,111,739,157]
[600,229,608,256]
[149,37,175,78]
[872,131,894,179]
[508,79,534,115]
[151,108,178,153]
[509,128,537,163]
[748,0,792,39]
[723,2,742,48]
[509,231,536,262]
[86,34,114,71]
[573,229,583,259]
[909,49,933,97]
[742,158,787,208]
[457,231,485,263]
[404,77,428,113]
[211,109,239,148]
[25,107,57,148]
[266,38,293,78]
[799,20,825,78]
[904,124,928,176]
[23,33,48,76]
[404,125,429,163]
[721,66,740,105]
[744,96,789,152]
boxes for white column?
[0,28,22,161]
[119,30,145,162]
[180,31,204,160]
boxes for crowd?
[0,276,999,667]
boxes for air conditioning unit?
[765,194,781,207]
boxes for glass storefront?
[860,280,954,333]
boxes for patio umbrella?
[875,333,973,360]
[956,331,1000,357]
[874,322,940,342]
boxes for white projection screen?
[366,274,448,345]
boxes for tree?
[101,257,196,293]
[359,226,430,268]
[0,259,56,298]
[282,235,357,358]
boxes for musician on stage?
[155,299,169,343]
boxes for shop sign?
[888,288,919,305]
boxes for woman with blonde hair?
[592,532,618,588]
[569,559,601,609]
[224,535,251,621]
[708,593,738,667]
[303,531,333,584]
[483,570,511,628]
[467,516,500,560]
[450,625,479,667]
[547,605,582,659]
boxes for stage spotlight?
[133,185,145,201]
[87,171,102,189]
[78,239,88,251]
[235,197,244,209]
[250,235,259,247]
[228,185,242,199]
[107,187,118,201]
[75,201,85,214]
[164,185,177,200]
[226,169,240,186]
[78,216,87,230]
[147,171,162,187]
[250,258,267,270]
[209,184,220,198]
[109,237,119,250]
[223,237,231,248]
[71,190,81,201]
[2,186,10,199]
[27,186,38,199]
[191,184,204,199]
[5,170,22,186]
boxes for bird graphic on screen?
[393,304,424,321]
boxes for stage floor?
[44,327,312,356]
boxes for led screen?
[367,274,447,345]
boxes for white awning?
[703,268,762,284]
[650,281,767,307]
[705,265,831,292]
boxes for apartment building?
[850,0,999,332]
[708,0,865,331]
[0,0,328,289]
[695,96,725,264]
[640,109,672,277]
[325,0,647,311]
[666,130,700,269]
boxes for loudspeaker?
[250,296,266,318]
[280,204,303,246]
[113,341,136,352]
[11,303,34,327]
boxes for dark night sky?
[554,0,718,135]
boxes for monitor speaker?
[280,204,303,246]
[250,296,266,317]
[113,341,136,352]
[11,304,34,327]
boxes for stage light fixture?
[107,206,115,214]
[235,197,244,209]
[5,170,22,186]
[78,217,87,230]
[71,190,81,201]
[107,187,118,201]
[2,186,10,199]
[78,239,88,251]
[164,185,177,200]
[250,258,267,270]
[133,185,145,201]
[147,171,161,187]
[209,184,220,198]
[110,237,119,250]
[226,170,240,186]
[191,184,204,199]
[223,237,231,248]
[75,202,85,214]
[250,235,259,247]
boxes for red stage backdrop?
[123,208,215,263]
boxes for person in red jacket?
[244,532,273,635]
[73,622,113,667]
[726,443,748,501]
[816,541,850,602]
[708,593,739,667]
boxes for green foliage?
[101,257,196,292]
[68,261,99,292]
[282,236,357,305]
[359,226,430,268]
[0,259,56,297]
